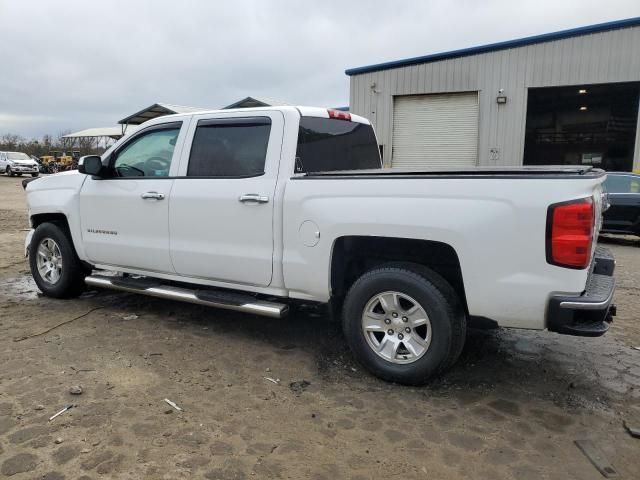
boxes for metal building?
[346,17,640,171]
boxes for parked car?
[602,172,640,236]
[23,106,615,385]
[0,151,40,177]
[30,155,49,174]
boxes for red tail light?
[327,109,351,121]
[546,198,594,269]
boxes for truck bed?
[296,165,605,179]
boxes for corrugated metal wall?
[349,26,640,169]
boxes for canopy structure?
[223,96,291,109]
[66,97,295,145]
[63,125,138,140]
[118,103,207,126]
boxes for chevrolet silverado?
[23,106,616,384]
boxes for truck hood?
[25,170,85,194]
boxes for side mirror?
[78,155,104,176]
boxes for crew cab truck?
[23,106,616,385]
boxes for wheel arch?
[330,236,468,315]
[31,212,71,232]
[28,219,90,298]
[29,213,91,268]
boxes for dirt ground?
[0,175,639,480]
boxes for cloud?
[0,0,638,137]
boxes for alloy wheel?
[36,237,63,285]
[361,291,432,364]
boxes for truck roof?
[151,106,371,125]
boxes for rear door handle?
[141,191,165,200]
[239,194,269,204]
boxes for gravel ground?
[0,175,639,479]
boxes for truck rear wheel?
[29,222,89,298]
[342,265,466,385]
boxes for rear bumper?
[547,247,616,337]
[600,225,640,236]
[602,214,640,236]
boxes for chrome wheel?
[36,237,63,285]
[361,291,432,364]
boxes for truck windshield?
[7,152,31,160]
[295,117,381,173]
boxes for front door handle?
[239,194,269,204]
[141,191,165,200]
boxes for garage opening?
[392,92,479,169]
[523,82,640,171]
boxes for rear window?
[295,117,381,173]
[187,118,271,177]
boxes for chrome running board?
[85,275,288,318]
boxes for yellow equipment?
[58,152,74,168]
[40,151,79,172]
[39,152,57,166]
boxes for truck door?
[79,121,188,272]
[169,111,283,287]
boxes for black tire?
[6,166,13,177]
[31,172,39,177]
[16,173,22,176]
[342,264,466,385]
[29,222,89,298]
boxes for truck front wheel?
[29,222,90,298]
[342,265,466,385]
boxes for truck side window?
[112,127,180,178]
[187,118,271,177]
[295,117,382,173]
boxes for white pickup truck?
[23,106,616,384]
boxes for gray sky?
[1,0,638,138]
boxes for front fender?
[25,172,88,261]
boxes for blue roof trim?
[345,16,640,76]
[333,106,350,111]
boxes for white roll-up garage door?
[392,92,479,169]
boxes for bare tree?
[56,130,76,152]
[0,133,24,150]
[77,136,97,153]
[0,130,108,158]
[42,134,52,146]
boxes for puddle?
[0,275,39,300]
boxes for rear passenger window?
[295,117,381,173]
[187,118,271,177]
